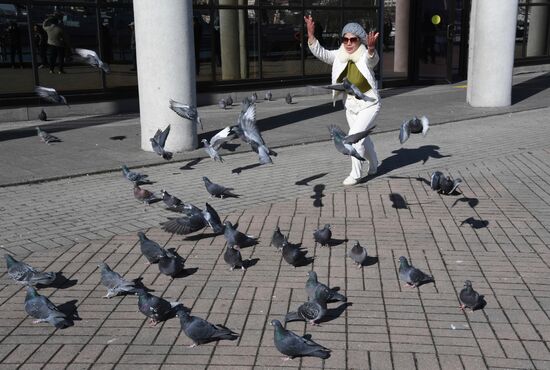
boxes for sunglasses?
[342,36,359,44]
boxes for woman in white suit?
[305,16,380,186]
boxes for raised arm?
[365,31,380,68]
[304,15,336,65]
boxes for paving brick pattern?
[1,107,550,368]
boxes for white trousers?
[345,103,380,179]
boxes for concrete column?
[526,1,549,57]
[394,0,410,73]
[133,0,197,151]
[467,0,518,107]
[238,1,248,79]
[219,0,240,80]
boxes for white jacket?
[308,38,380,113]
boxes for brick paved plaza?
[1,74,550,369]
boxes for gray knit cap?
[341,22,367,43]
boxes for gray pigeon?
[121,165,148,183]
[218,98,227,110]
[223,244,245,271]
[285,93,292,104]
[175,306,238,347]
[34,85,68,105]
[36,127,61,144]
[169,99,203,130]
[161,203,224,235]
[226,96,233,106]
[271,319,331,360]
[137,232,167,264]
[202,176,238,198]
[430,171,462,195]
[398,256,434,288]
[284,298,327,325]
[73,48,111,73]
[158,250,185,278]
[348,241,368,268]
[5,254,56,286]
[271,226,287,251]
[459,280,485,311]
[317,78,375,102]
[305,271,347,302]
[328,125,376,161]
[250,92,257,104]
[399,116,429,144]
[24,287,70,328]
[201,126,237,162]
[150,125,173,160]
[136,289,181,326]
[38,109,47,121]
[98,262,136,298]
[223,221,257,249]
[265,91,272,101]
[282,241,310,268]
[313,224,332,247]
[160,189,184,211]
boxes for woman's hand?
[304,15,316,44]
[366,31,379,52]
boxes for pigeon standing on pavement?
[282,241,310,268]
[271,319,331,360]
[459,280,485,311]
[250,92,257,104]
[313,224,332,247]
[223,221,256,249]
[328,125,376,161]
[202,176,238,198]
[305,271,347,302]
[98,262,136,298]
[25,287,71,328]
[73,48,111,73]
[218,98,227,110]
[169,99,203,130]
[34,86,68,105]
[5,254,56,286]
[431,171,462,195]
[348,241,368,268]
[36,127,61,144]
[133,184,160,205]
[284,298,327,325]
[224,244,245,271]
[398,256,434,288]
[265,91,272,101]
[158,250,185,278]
[136,289,181,326]
[175,306,238,347]
[226,96,233,106]
[271,226,287,251]
[150,125,173,160]
[161,189,184,211]
[399,116,429,144]
[38,109,47,121]
[137,232,167,264]
[121,165,148,183]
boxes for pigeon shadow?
[220,142,240,152]
[319,302,353,323]
[327,238,347,247]
[389,193,408,209]
[184,232,220,241]
[472,297,487,311]
[41,272,77,289]
[173,267,198,279]
[244,257,260,269]
[452,197,479,208]
[460,217,489,229]
[132,278,154,293]
[362,256,379,267]
[109,135,126,141]
[311,184,325,208]
[134,179,155,186]
[293,255,314,267]
[231,163,263,174]
[180,158,202,170]
[57,299,80,327]
[295,173,328,186]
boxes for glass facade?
[0,0,548,105]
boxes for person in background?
[33,23,48,69]
[7,21,23,69]
[129,21,136,71]
[43,14,68,74]
[305,15,381,186]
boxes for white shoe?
[343,176,359,186]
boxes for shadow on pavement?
[512,72,550,105]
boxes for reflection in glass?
[381,3,407,80]
[194,9,213,81]
[0,3,34,94]
[304,9,341,77]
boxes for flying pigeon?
[317,78,375,102]
[399,116,429,144]
[73,48,110,73]
[430,171,462,195]
[175,306,238,347]
[25,287,71,328]
[121,165,148,183]
[398,256,434,288]
[282,241,311,268]
[284,298,327,325]
[459,280,485,311]
[36,127,61,144]
[201,126,236,162]
[265,91,272,101]
[313,224,332,247]
[160,189,185,211]
[161,203,224,235]
[285,92,292,104]
[223,221,256,249]
[34,86,68,105]
[133,183,160,205]
[150,125,173,160]
[305,271,347,302]
[328,125,375,161]
[158,250,185,278]
[271,319,331,360]
[98,262,136,298]
[226,96,233,106]
[347,241,368,268]
[136,289,181,326]
[169,99,203,130]
[202,176,237,198]
[224,244,245,271]
[137,232,167,264]
[218,98,227,110]
[38,109,47,121]
[5,254,56,286]
[271,226,287,251]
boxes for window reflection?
[304,9,340,77]
[525,4,550,57]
